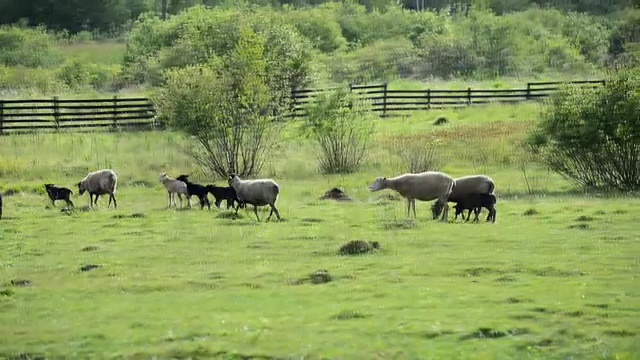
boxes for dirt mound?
[320,188,352,201]
[339,240,380,255]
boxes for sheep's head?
[368,177,387,192]
[158,173,168,183]
[77,182,86,195]
[176,174,189,182]
[431,201,444,219]
[44,183,54,189]
[228,173,240,187]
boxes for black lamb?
[205,184,243,210]
[176,175,211,210]
[453,193,496,223]
[44,183,74,207]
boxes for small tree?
[528,67,640,191]
[300,87,377,174]
[153,26,287,178]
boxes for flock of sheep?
[12,167,497,224]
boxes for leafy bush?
[528,67,640,191]
[300,87,377,174]
[57,58,123,91]
[283,6,347,53]
[0,25,63,68]
[152,25,289,178]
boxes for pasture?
[0,103,638,359]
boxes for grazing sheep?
[453,193,497,223]
[228,173,280,222]
[44,184,74,207]
[432,175,496,221]
[206,184,242,210]
[158,173,190,209]
[77,169,118,209]
[0,193,3,220]
[175,175,212,210]
[368,171,455,221]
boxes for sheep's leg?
[88,194,94,208]
[178,194,183,208]
[440,202,449,222]
[406,198,412,218]
[266,204,281,222]
[66,199,74,207]
[110,193,117,209]
[411,199,417,219]
[473,209,480,222]
[465,209,472,222]
[253,205,261,222]
[491,208,497,223]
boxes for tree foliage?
[528,67,640,191]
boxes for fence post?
[112,95,118,129]
[53,96,60,131]
[381,82,388,118]
[426,89,431,109]
[467,87,472,105]
[526,83,531,101]
[0,100,4,135]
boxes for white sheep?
[77,169,118,209]
[158,173,190,209]
[368,171,455,221]
[228,173,280,222]
[432,175,496,220]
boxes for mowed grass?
[0,103,639,359]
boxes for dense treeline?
[0,3,638,95]
[0,0,634,33]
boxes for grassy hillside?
[1,103,638,359]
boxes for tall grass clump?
[300,87,377,174]
[385,134,447,174]
[0,25,63,68]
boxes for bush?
[385,134,447,174]
[528,67,640,191]
[57,58,122,91]
[152,25,288,178]
[300,87,377,174]
[0,25,63,68]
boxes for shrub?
[300,87,377,174]
[57,58,122,91]
[0,25,63,68]
[385,134,447,174]
[152,25,288,178]
[528,67,640,191]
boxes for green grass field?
[0,103,638,359]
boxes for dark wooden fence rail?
[0,96,157,134]
[0,79,605,134]
[290,79,606,118]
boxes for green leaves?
[530,68,640,191]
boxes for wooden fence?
[0,96,158,134]
[290,79,606,118]
[0,79,605,134]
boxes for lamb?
[205,184,242,210]
[44,183,74,207]
[228,173,280,221]
[158,173,190,209]
[368,171,455,221]
[453,193,497,223]
[176,175,211,210]
[432,174,496,221]
[77,169,118,209]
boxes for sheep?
[431,174,495,221]
[368,171,455,221]
[175,175,211,210]
[228,173,280,222]
[205,184,243,210]
[44,184,74,208]
[453,193,497,223]
[158,173,190,209]
[77,169,118,209]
